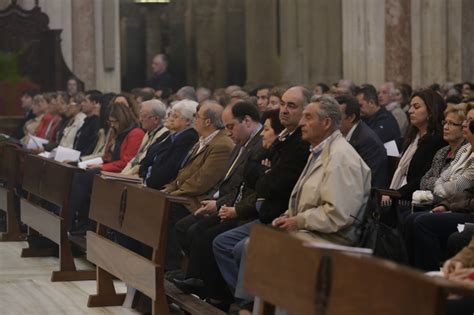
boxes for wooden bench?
[0,143,26,241]
[20,154,96,282]
[244,224,474,315]
[86,175,225,315]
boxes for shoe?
[165,269,185,282]
[172,277,205,296]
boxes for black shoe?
[172,277,205,296]
[165,269,185,282]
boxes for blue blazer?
[141,128,199,189]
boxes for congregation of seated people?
[11,76,474,314]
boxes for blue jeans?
[213,220,257,299]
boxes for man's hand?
[431,205,447,213]
[446,267,474,289]
[194,200,217,216]
[161,186,172,193]
[218,205,237,221]
[381,195,391,206]
[443,259,464,277]
[272,216,298,231]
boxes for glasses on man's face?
[462,118,474,126]
[442,120,463,127]
[108,119,119,124]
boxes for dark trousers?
[165,202,191,271]
[446,230,474,258]
[68,169,99,231]
[404,211,474,270]
[175,213,238,300]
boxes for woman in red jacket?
[100,102,144,172]
[69,103,144,234]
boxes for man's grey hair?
[177,86,197,101]
[311,95,341,131]
[172,99,198,122]
[141,99,167,119]
[201,100,224,129]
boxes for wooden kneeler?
[87,175,188,315]
[20,154,95,282]
[244,225,474,315]
[0,144,26,241]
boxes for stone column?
[280,0,342,87]
[225,0,246,86]
[460,0,474,82]
[71,0,96,89]
[245,0,280,87]
[385,0,411,83]
[411,0,447,88]
[342,0,385,86]
[145,8,162,79]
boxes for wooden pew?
[20,154,95,282]
[244,224,474,315]
[86,175,173,314]
[86,175,225,315]
[0,143,26,241]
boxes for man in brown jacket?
[162,100,234,270]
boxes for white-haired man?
[121,99,169,175]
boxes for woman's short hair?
[261,109,284,135]
[172,99,199,122]
[444,103,466,121]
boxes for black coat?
[143,128,199,190]
[349,121,388,189]
[398,133,447,200]
[254,127,310,224]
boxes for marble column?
[245,0,280,87]
[94,0,120,92]
[71,0,96,89]
[385,0,411,83]
[342,0,385,86]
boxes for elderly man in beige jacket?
[273,95,371,245]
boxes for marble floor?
[0,241,140,315]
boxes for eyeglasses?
[462,118,474,125]
[442,120,463,127]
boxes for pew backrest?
[22,154,78,207]
[244,225,467,315]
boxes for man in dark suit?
[147,54,173,91]
[356,84,401,144]
[171,102,263,299]
[141,100,199,188]
[336,94,388,188]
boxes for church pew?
[244,224,474,315]
[0,143,26,241]
[86,175,224,315]
[19,154,95,282]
